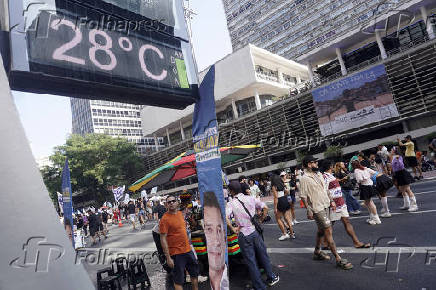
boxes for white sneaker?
[408,205,418,212]
[198,276,208,283]
[400,205,409,210]
[380,212,392,218]
[367,216,381,225]
[367,219,377,225]
[353,210,361,215]
[279,234,290,241]
[293,219,300,225]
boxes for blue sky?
[13,0,232,159]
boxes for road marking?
[267,246,436,254]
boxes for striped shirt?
[323,173,345,213]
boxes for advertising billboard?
[5,0,198,109]
[312,64,400,136]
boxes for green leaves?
[41,134,145,205]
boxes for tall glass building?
[70,99,164,155]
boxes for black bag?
[236,197,264,240]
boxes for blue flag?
[61,158,74,248]
[193,65,229,289]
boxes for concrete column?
[179,120,185,140]
[254,90,262,110]
[335,48,347,76]
[153,134,159,152]
[306,61,315,83]
[296,75,302,84]
[166,127,171,147]
[402,120,409,133]
[277,68,284,84]
[231,99,239,119]
[375,30,388,59]
[421,6,436,40]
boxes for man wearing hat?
[300,155,353,270]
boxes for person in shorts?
[320,160,370,249]
[300,155,353,270]
[127,201,137,230]
[271,172,295,241]
[160,195,199,290]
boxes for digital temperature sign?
[5,0,198,109]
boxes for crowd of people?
[60,136,435,289]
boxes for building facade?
[138,1,436,194]
[223,0,436,64]
[141,44,309,147]
[70,99,164,155]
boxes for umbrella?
[129,145,260,192]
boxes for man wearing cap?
[299,155,353,270]
[226,181,279,289]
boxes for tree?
[41,134,145,206]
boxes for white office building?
[223,0,436,74]
[70,99,164,155]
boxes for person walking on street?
[160,195,200,290]
[321,160,370,249]
[398,135,423,180]
[271,172,295,240]
[352,160,382,225]
[300,155,353,270]
[334,162,361,215]
[391,147,418,211]
[226,181,280,289]
[127,201,137,231]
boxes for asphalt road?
[82,178,436,289]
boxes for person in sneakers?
[300,155,353,270]
[334,162,361,215]
[321,160,370,249]
[271,172,295,241]
[398,135,423,180]
[352,160,381,225]
[391,147,418,212]
[226,181,279,289]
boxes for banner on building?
[61,158,74,248]
[312,64,399,136]
[192,65,229,289]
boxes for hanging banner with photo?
[61,158,75,248]
[192,65,229,290]
[312,64,399,136]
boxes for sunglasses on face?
[167,200,177,204]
